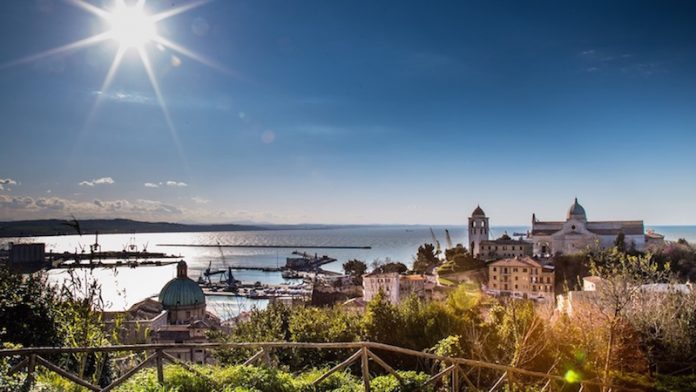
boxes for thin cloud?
[0,193,184,220]
[144,180,188,188]
[0,178,17,191]
[93,90,153,105]
[79,177,114,187]
[192,196,209,204]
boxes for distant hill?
[0,219,268,238]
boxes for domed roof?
[158,261,205,309]
[471,205,486,217]
[567,198,587,220]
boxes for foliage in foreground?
[31,364,434,392]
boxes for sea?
[2,225,694,320]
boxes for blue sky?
[0,0,695,225]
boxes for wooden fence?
[0,341,637,391]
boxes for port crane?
[445,229,453,249]
[198,242,237,291]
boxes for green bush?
[370,371,431,392]
[294,368,362,392]
[110,364,363,392]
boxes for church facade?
[529,198,647,256]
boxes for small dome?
[567,198,587,220]
[159,261,205,309]
[471,205,486,217]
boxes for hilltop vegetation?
[0,219,266,237]
[3,241,696,390]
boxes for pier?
[156,244,371,249]
[50,260,180,269]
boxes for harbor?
[158,243,372,249]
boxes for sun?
[0,0,228,172]
[107,3,156,49]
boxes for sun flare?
[0,0,227,175]
[107,3,157,49]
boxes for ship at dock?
[284,251,336,270]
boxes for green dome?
[158,261,205,309]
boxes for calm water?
[2,225,693,319]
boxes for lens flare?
[564,369,581,383]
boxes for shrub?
[370,371,431,392]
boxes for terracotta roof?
[489,256,543,268]
[400,275,426,281]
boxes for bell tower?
[468,205,489,257]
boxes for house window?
[493,276,497,280]
[504,284,508,290]
[493,283,497,288]
[493,267,497,272]
[514,284,518,289]
[522,268,527,273]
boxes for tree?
[614,232,626,253]
[0,267,63,348]
[588,248,671,388]
[373,262,408,274]
[342,259,367,284]
[412,243,440,274]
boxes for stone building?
[105,261,220,364]
[468,206,533,259]
[362,272,436,304]
[529,198,650,256]
[486,256,555,301]
[468,205,490,257]
[479,234,533,260]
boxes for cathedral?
[528,198,648,256]
[467,199,662,258]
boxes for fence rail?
[0,341,636,391]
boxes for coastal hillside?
[0,219,267,237]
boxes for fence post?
[156,349,164,384]
[451,364,459,392]
[27,354,36,385]
[361,346,370,392]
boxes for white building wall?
[363,272,400,304]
